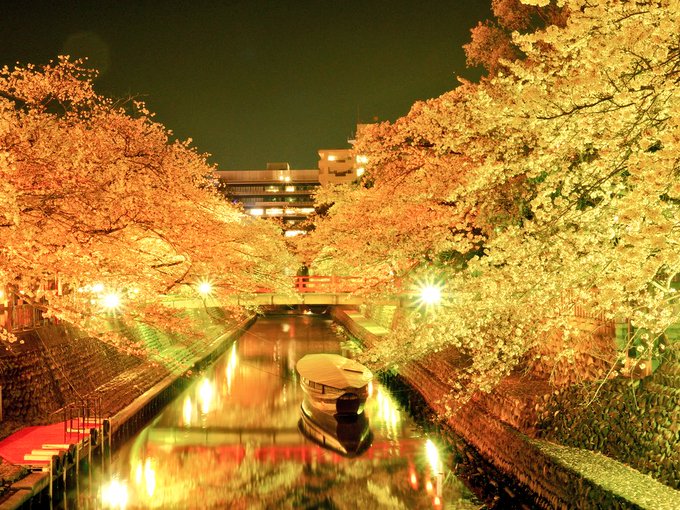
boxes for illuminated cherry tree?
[464,0,568,76]
[0,58,296,346]
[303,0,680,407]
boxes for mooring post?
[49,456,53,505]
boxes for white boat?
[296,353,372,416]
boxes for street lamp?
[419,284,442,306]
[196,280,213,297]
[101,292,121,311]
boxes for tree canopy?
[1,58,296,347]
[300,0,680,407]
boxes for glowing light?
[225,343,238,394]
[101,477,128,509]
[368,380,374,398]
[356,155,369,164]
[91,282,105,294]
[284,176,291,182]
[199,378,214,414]
[426,439,441,473]
[0,288,4,300]
[425,479,433,494]
[250,208,264,216]
[328,155,337,161]
[197,280,213,296]
[420,285,442,306]
[285,230,306,237]
[134,461,143,485]
[409,470,418,489]
[183,396,192,426]
[433,495,442,508]
[267,208,284,216]
[356,167,365,177]
[101,292,121,310]
[285,185,295,192]
[144,458,156,497]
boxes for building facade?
[214,163,319,236]
[215,127,370,236]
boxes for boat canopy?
[296,353,372,390]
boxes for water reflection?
[95,316,479,509]
[298,400,373,458]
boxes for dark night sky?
[2,1,490,169]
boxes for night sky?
[2,1,490,170]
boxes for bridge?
[164,276,412,308]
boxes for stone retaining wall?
[538,342,680,489]
[0,307,247,439]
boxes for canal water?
[84,315,482,509]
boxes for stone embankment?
[331,306,680,510]
[0,307,252,505]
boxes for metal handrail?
[64,394,103,442]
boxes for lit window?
[284,230,306,237]
[267,208,283,216]
[285,185,295,192]
[300,207,314,214]
[249,208,264,216]
[357,167,365,177]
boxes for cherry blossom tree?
[464,0,568,76]
[302,0,680,408]
[1,58,296,347]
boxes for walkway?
[0,421,90,468]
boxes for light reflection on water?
[97,315,479,509]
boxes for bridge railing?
[293,276,373,294]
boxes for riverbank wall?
[331,306,680,510]
[0,307,254,508]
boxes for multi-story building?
[214,163,319,236]
[317,125,369,187]
[216,127,370,236]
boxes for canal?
[81,314,482,509]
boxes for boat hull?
[299,377,369,416]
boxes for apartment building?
[214,163,319,236]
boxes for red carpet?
[0,422,89,466]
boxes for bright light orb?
[197,281,213,296]
[101,478,128,509]
[102,292,121,310]
[425,438,441,473]
[420,285,442,305]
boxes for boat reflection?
[298,399,373,458]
